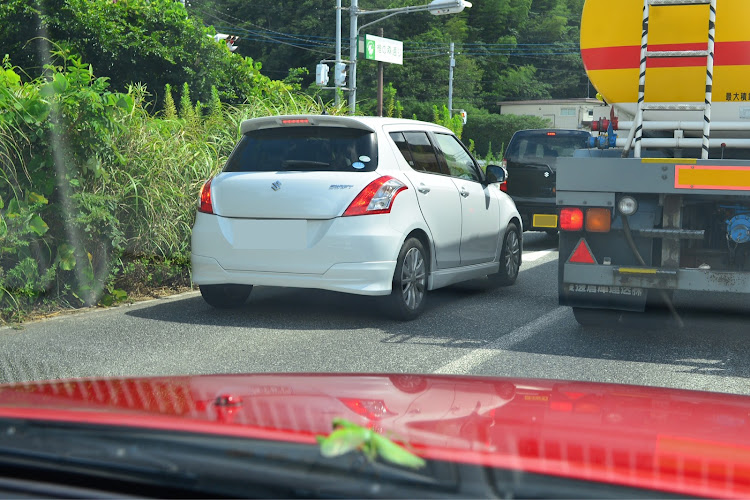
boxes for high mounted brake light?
[281,118,309,125]
[343,176,407,216]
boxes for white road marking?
[432,306,569,375]
[523,248,556,261]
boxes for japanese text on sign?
[567,284,644,297]
[364,35,403,65]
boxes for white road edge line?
[432,306,569,375]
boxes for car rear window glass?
[389,132,414,167]
[224,126,378,172]
[402,132,443,175]
[507,134,589,161]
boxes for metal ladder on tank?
[628,0,717,159]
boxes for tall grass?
[0,60,330,321]
[106,93,324,262]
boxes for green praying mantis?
[316,418,426,470]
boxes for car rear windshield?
[223,126,378,172]
[506,133,589,160]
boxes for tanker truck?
[557,0,750,326]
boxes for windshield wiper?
[282,160,331,170]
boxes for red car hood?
[0,373,749,497]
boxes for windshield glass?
[224,127,378,172]
[508,134,590,160]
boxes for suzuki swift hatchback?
[191,115,521,320]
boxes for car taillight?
[499,180,508,192]
[560,207,583,231]
[343,176,407,216]
[199,177,214,214]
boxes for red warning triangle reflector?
[569,238,596,264]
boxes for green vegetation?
[0,45,323,322]
[192,0,586,112]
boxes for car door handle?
[418,183,431,194]
[460,187,469,198]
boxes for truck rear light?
[560,208,584,231]
[343,176,407,216]
[198,177,214,214]
[569,238,596,264]
[585,208,611,232]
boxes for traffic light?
[457,109,467,124]
[316,63,330,87]
[213,34,239,52]
[334,62,347,87]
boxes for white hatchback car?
[191,115,522,319]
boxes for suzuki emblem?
[543,172,550,178]
[271,180,282,191]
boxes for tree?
[0,0,285,107]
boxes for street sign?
[364,35,403,65]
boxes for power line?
[192,6,337,57]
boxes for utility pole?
[377,27,384,117]
[346,0,471,115]
[335,0,342,107]
[448,41,454,117]
[348,0,358,114]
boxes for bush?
[0,50,326,322]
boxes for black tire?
[488,223,521,287]
[387,238,428,321]
[200,284,253,309]
[572,307,622,327]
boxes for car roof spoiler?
[240,115,376,135]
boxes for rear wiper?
[282,160,331,170]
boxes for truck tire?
[572,307,622,327]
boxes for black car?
[503,129,591,233]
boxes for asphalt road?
[2,232,750,395]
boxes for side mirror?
[485,164,506,184]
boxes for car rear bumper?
[513,200,558,230]
[191,212,402,295]
[191,255,396,295]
